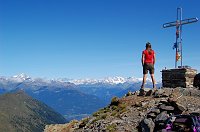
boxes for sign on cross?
[163,7,198,68]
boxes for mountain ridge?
[1,73,157,86]
[0,90,66,132]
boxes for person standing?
[141,42,156,90]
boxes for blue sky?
[0,0,200,80]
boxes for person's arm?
[153,52,156,65]
[141,52,145,66]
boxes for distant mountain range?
[0,73,161,121]
[0,91,66,132]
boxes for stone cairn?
[162,68,197,88]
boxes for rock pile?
[162,68,197,88]
[138,88,200,132]
[44,88,200,132]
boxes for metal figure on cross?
[163,7,198,68]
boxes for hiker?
[141,42,156,90]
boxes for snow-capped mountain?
[0,73,157,86]
[0,74,161,121]
[65,76,153,85]
[12,73,31,81]
[0,74,160,100]
[68,77,126,85]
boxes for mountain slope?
[0,90,66,132]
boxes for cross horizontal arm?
[163,21,177,28]
[181,17,198,25]
[163,17,198,28]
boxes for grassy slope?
[0,90,66,132]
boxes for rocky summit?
[44,87,200,132]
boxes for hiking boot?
[139,88,145,96]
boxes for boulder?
[171,101,187,114]
[160,99,169,105]
[147,113,157,119]
[154,89,164,98]
[148,100,156,108]
[140,118,155,132]
[154,111,169,131]
[193,73,200,88]
[155,111,169,123]
[159,104,174,111]
[150,108,160,114]
[181,88,200,97]
[125,91,132,97]
[139,88,152,96]
[175,103,186,112]
[188,89,200,97]
[110,97,120,106]
[168,96,177,103]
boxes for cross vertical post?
[174,8,182,68]
[179,8,183,67]
[163,7,198,68]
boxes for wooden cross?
[163,7,198,68]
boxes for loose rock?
[140,118,155,132]
[155,111,169,123]
[159,104,174,111]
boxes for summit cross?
[163,7,198,68]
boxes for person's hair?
[146,42,152,54]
